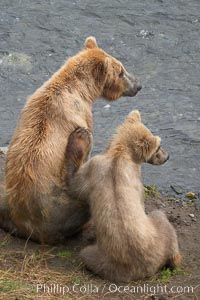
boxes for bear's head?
[82,37,142,101]
[122,110,169,165]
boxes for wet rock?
[191,18,199,24]
[0,147,7,155]
[195,203,200,211]
[186,192,197,199]
[137,30,155,39]
[1,52,32,71]
[170,185,184,195]
[103,104,111,109]
[183,221,191,226]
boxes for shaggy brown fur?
[1,37,141,244]
[67,110,181,282]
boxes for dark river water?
[0,0,199,195]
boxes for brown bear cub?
[66,110,181,282]
[1,37,141,244]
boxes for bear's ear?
[127,110,141,123]
[84,36,98,49]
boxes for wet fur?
[1,37,141,244]
[68,110,181,282]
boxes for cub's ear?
[127,110,141,123]
[84,36,98,49]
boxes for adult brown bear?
[1,37,141,244]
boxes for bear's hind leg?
[80,245,129,282]
[166,253,182,270]
[80,245,109,278]
[149,210,181,270]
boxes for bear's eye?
[119,70,124,78]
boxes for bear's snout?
[123,72,142,97]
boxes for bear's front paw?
[66,127,92,167]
